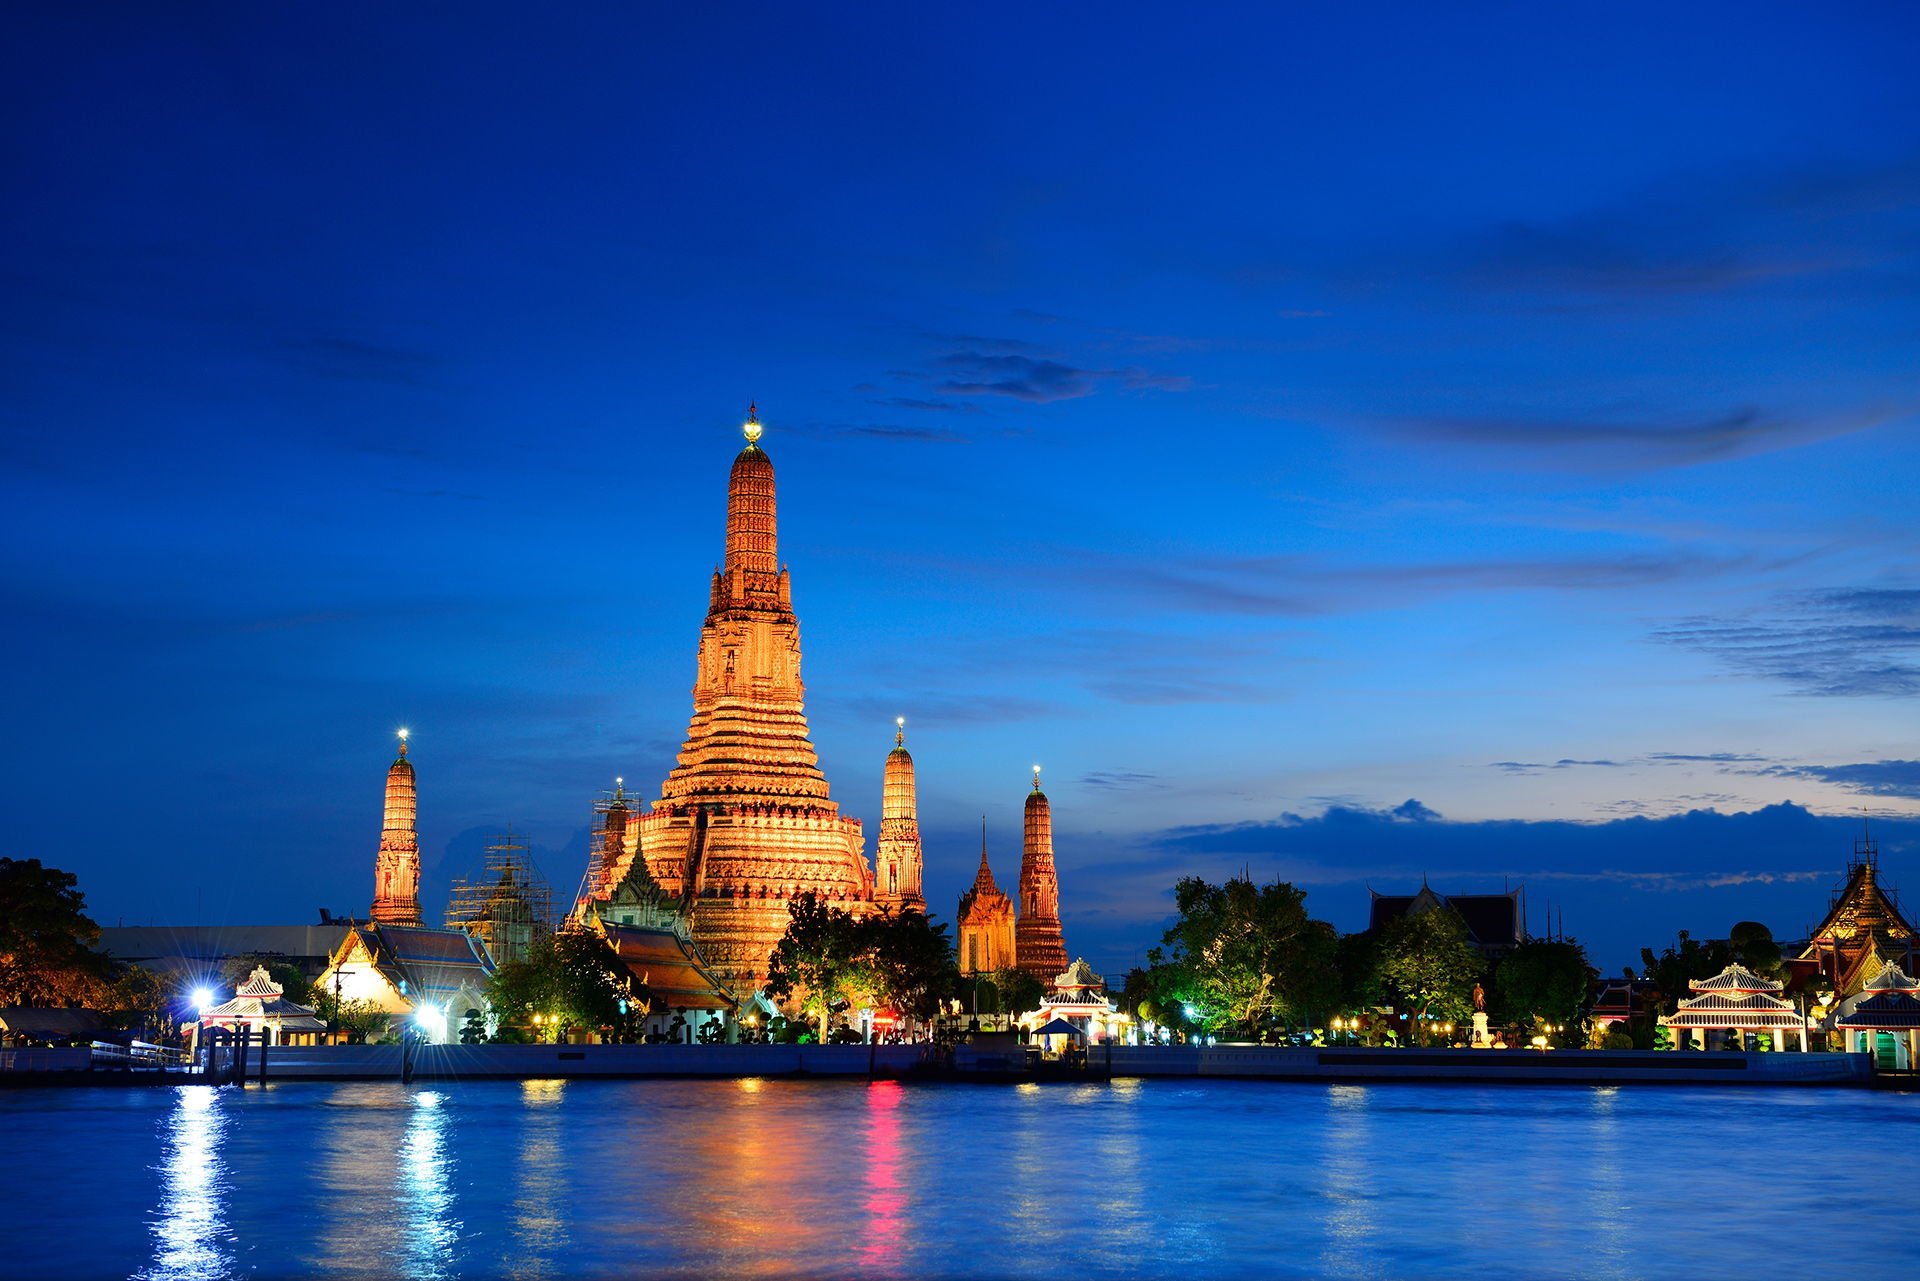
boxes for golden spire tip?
[742,401,763,444]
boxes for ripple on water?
[1,1079,1916,1279]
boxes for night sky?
[5,6,1918,976]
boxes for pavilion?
[198,966,327,1047]
[1018,958,1131,1045]
[1661,963,1808,1052]
[1831,960,1920,1070]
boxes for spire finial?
[743,402,763,445]
[614,775,625,799]
[895,715,905,748]
[396,727,409,758]
[1032,763,1042,792]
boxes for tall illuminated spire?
[609,405,873,996]
[1016,764,1067,979]
[725,403,777,576]
[876,717,925,912]
[371,729,423,926]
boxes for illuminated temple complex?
[595,409,877,995]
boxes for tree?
[1151,875,1343,1039]
[1371,906,1482,1041]
[1728,921,1784,979]
[310,989,388,1043]
[989,967,1046,1016]
[103,964,176,1040]
[459,1008,486,1044]
[859,909,958,1027]
[764,894,867,1042]
[1493,938,1594,1039]
[0,857,115,1007]
[1639,931,1732,1016]
[484,931,642,1040]
[220,954,311,1005]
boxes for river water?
[2,1078,1914,1279]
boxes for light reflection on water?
[136,1087,231,1281]
[1,1079,1912,1280]
[401,1090,460,1279]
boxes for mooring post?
[257,1033,268,1086]
[234,1027,250,1088]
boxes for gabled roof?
[1836,990,1920,1030]
[1664,964,1803,1028]
[1690,964,1783,994]
[1863,958,1920,994]
[1801,857,1915,953]
[334,923,494,1006]
[1368,884,1522,948]
[591,920,736,1012]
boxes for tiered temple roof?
[1836,960,1920,1032]
[602,409,874,995]
[1798,835,1917,998]
[371,730,423,926]
[1368,882,1524,958]
[1664,964,1804,1029]
[201,966,327,1037]
[1015,768,1068,980]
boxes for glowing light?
[191,987,215,1014]
[413,1002,446,1042]
[398,727,409,741]
[742,408,763,444]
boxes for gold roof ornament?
[742,401,763,445]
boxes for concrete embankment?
[2,1042,1878,1087]
[1109,1044,1873,1086]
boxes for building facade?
[957,825,1017,976]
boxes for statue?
[1472,982,1486,1012]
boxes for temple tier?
[1016,769,1068,979]
[875,721,926,912]
[370,731,422,926]
[600,410,874,995]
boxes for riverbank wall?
[3,1042,1878,1087]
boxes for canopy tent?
[1033,1017,1085,1039]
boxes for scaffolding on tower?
[444,826,556,967]
[571,782,634,919]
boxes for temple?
[370,730,422,926]
[875,719,926,913]
[1791,828,1917,1000]
[600,408,874,995]
[957,821,1017,975]
[1015,767,1069,979]
[1367,881,1525,962]
[1661,963,1808,1052]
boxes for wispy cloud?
[1376,403,1906,472]
[931,349,1189,402]
[1655,586,1920,696]
[1492,759,1628,774]
[1746,759,1920,801]
[1081,770,1163,792]
[1105,547,1778,618]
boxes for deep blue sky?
[4,5,1918,976]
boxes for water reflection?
[1586,1088,1632,1279]
[859,1082,906,1275]
[1317,1085,1375,1277]
[138,1087,232,1281]
[510,1081,568,1279]
[401,1091,460,1279]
